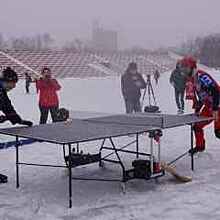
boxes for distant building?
[92,21,118,51]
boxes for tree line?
[0,33,93,52]
[0,33,54,51]
[178,33,220,68]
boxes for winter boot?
[177,109,183,115]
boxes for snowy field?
[0,71,220,220]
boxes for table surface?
[0,113,213,145]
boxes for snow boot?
[177,109,183,115]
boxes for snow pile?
[0,72,220,220]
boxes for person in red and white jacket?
[36,67,61,124]
[181,56,220,155]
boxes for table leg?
[191,125,194,171]
[136,134,139,159]
[68,144,72,208]
[150,137,154,174]
[15,136,19,188]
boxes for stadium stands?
[0,50,176,79]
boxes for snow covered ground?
[0,71,220,220]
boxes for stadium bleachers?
[0,50,176,79]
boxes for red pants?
[194,105,220,150]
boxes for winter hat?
[1,67,18,83]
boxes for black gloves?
[0,114,33,127]
[20,120,33,127]
[9,115,33,127]
[0,115,7,123]
[9,114,33,127]
[215,129,220,139]
[8,114,22,125]
[194,102,203,115]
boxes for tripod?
[141,75,159,112]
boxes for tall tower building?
[92,20,118,51]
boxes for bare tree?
[0,33,6,49]
[42,33,54,49]
[62,38,86,52]
[179,33,220,67]
[9,33,54,51]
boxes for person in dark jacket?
[170,61,187,114]
[154,69,160,85]
[0,67,33,183]
[121,62,146,113]
[36,67,61,124]
[25,72,32,94]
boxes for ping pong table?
[0,112,213,208]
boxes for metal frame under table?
[0,114,213,208]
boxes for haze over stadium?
[1,0,220,49]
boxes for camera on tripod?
[143,74,160,113]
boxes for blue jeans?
[124,99,141,113]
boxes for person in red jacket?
[181,56,220,155]
[36,67,61,124]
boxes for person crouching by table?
[181,56,220,155]
[121,62,146,113]
[36,67,61,124]
[0,67,33,183]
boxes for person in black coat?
[170,61,187,114]
[0,67,33,184]
[121,62,146,113]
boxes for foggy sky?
[1,0,220,49]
